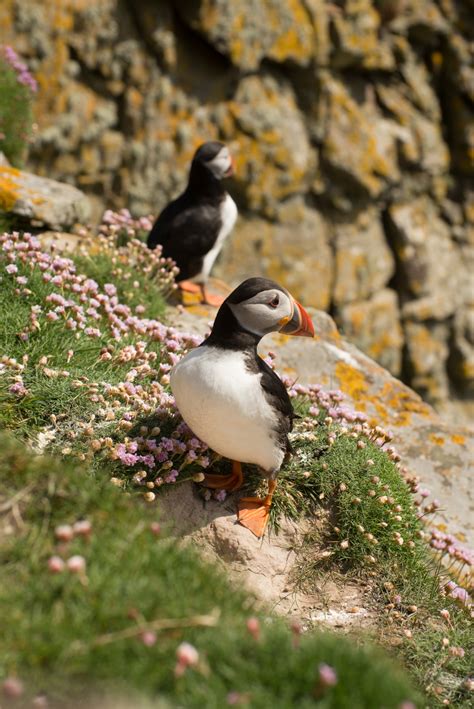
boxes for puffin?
[147,141,237,307]
[170,277,315,537]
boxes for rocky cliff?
[1,0,473,413]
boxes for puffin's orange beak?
[279,299,315,338]
[224,155,235,178]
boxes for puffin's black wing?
[147,196,222,280]
[256,356,295,455]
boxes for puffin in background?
[147,141,237,307]
[171,277,315,537]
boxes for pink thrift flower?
[5,263,18,274]
[246,617,260,641]
[318,663,338,688]
[2,677,24,698]
[73,520,92,537]
[9,381,28,397]
[175,642,199,677]
[54,524,74,542]
[67,555,86,574]
[140,630,157,647]
[48,556,65,573]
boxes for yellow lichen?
[335,361,369,406]
[0,166,21,211]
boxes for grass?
[0,227,472,706]
[0,430,421,708]
[0,51,35,167]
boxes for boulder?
[404,320,450,403]
[225,75,314,216]
[320,74,402,200]
[449,306,474,396]
[331,208,396,306]
[217,197,332,309]
[160,481,378,626]
[329,0,395,70]
[386,197,463,316]
[176,0,316,71]
[389,0,449,43]
[131,1,177,69]
[336,289,403,376]
[0,166,90,229]
[376,83,449,176]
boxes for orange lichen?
[450,434,466,446]
[429,434,445,446]
[0,166,21,211]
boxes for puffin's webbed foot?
[202,461,243,492]
[178,280,201,294]
[238,480,276,538]
[200,284,225,307]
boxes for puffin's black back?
[147,142,228,281]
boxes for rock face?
[2,0,473,413]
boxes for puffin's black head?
[206,277,314,349]
[192,141,234,179]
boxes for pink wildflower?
[246,617,260,641]
[67,555,86,574]
[2,677,24,698]
[318,663,338,688]
[140,630,157,647]
[175,642,199,677]
[48,556,65,573]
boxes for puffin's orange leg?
[200,284,225,308]
[238,480,277,538]
[202,461,244,492]
[178,280,201,294]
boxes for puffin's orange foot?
[202,461,243,492]
[237,497,271,538]
[178,280,201,294]
[202,472,242,491]
[201,291,225,308]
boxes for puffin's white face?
[206,146,234,179]
[228,288,295,337]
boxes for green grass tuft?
[0,53,35,166]
[0,431,421,708]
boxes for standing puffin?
[147,141,237,307]
[171,277,315,537]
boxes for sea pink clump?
[318,663,338,688]
[1,45,37,91]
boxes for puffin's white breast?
[170,345,284,473]
[197,194,237,281]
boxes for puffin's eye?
[269,294,279,309]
